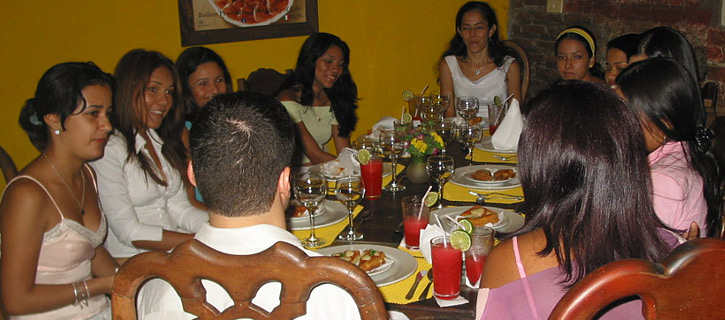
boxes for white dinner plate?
[449,165,521,190]
[316,244,417,287]
[462,167,517,186]
[432,206,525,234]
[476,136,517,154]
[287,201,347,231]
[288,200,327,223]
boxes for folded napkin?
[320,148,360,177]
[419,224,445,264]
[490,99,523,150]
[372,116,397,131]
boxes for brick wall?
[508,0,725,118]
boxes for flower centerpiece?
[403,129,444,183]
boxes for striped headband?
[557,28,596,55]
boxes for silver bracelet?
[71,282,81,307]
[80,280,90,307]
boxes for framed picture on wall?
[178,0,319,46]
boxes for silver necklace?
[473,66,485,76]
[43,153,85,216]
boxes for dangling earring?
[54,129,61,135]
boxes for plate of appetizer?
[450,165,521,190]
[317,244,417,287]
[286,201,347,231]
[432,205,525,234]
[463,167,517,186]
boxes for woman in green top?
[278,33,359,165]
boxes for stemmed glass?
[459,124,483,165]
[336,176,366,241]
[434,120,456,155]
[293,172,327,248]
[456,96,480,124]
[430,91,451,120]
[379,131,405,192]
[426,156,455,209]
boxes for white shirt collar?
[194,223,306,255]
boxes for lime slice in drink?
[458,219,474,234]
[402,112,413,124]
[450,230,472,251]
[494,95,502,107]
[424,192,439,207]
[356,148,371,165]
[402,89,415,102]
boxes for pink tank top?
[4,165,110,319]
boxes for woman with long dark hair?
[617,58,721,236]
[476,81,681,319]
[439,1,521,117]
[630,26,700,82]
[605,33,641,89]
[555,26,606,85]
[91,49,207,262]
[278,32,358,165]
[1,62,117,318]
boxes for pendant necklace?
[43,153,86,216]
[473,65,485,76]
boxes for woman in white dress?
[440,1,521,118]
[1,62,117,319]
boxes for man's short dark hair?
[189,91,295,216]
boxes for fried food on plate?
[459,205,500,227]
[331,249,386,272]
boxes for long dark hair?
[441,1,511,67]
[19,62,113,151]
[617,58,721,235]
[637,26,700,82]
[606,33,642,60]
[514,80,672,286]
[176,46,232,122]
[113,49,186,186]
[281,32,358,138]
[555,25,605,80]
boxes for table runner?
[291,205,363,248]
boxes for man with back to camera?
[136,91,361,319]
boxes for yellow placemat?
[443,182,524,204]
[379,247,433,304]
[471,147,517,164]
[291,205,363,248]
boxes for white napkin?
[490,99,523,150]
[419,224,445,264]
[372,116,397,131]
[320,148,360,177]
[435,295,469,307]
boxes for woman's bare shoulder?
[277,89,300,102]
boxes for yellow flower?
[431,132,444,146]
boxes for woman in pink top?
[617,58,721,236]
[477,81,679,319]
[1,62,118,318]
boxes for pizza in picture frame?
[210,0,294,27]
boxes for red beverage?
[360,157,382,199]
[403,217,428,249]
[431,237,463,300]
[465,253,487,285]
[489,124,499,135]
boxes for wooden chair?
[237,68,292,96]
[112,240,388,320]
[502,39,531,102]
[549,238,725,320]
[0,145,18,184]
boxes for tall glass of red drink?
[431,236,463,299]
[464,227,494,287]
[360,156,383,199]
[401,195,429,250]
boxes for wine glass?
[426,156,455,209]
[458,124,483,165]
[293,172,327,248]
[336,176,366,241]
[379,131,405,192]
[456,96,480,123]
[434,120,456,155]
[430,91,451,120]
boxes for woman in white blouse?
[91,49,207,262]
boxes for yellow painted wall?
[0,0,508,188]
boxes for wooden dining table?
[324,139,524,320]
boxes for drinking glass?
[431,236,463,300]
[456,96,479,123]
[379,131,405,192]
[426,156,455,209]
[458,124,483,164]
[293,172,327,248]
[487,103,506,135]
[401,195,430,250]
[434,120,456,155]
[430,91,451,119]
[336,176,366,241]
[465,227,494,287]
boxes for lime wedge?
[402,89,415,102]
[424,192,439,207]
[450,230,472,251]
[402,112,413,124]
[356,149,371,165]
[494,95,502,107]
[458,219,474,234]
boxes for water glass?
[426,156,454,209]
[434,120,456,155]
[401,195,430,250]
[456,96,479,123]
[336,176,365,241]
[465,227,494,287]
[293,172,327,248]
[379,131,405,192]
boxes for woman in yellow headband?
[555,26,606,85]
